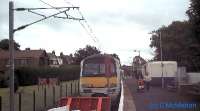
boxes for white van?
[142,61,177,86]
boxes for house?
[60,53,74,65]
[0,49,9,71]
[47,51,60,67]
[132,56,147,78]
[0,48,49,71]
[57,56,63,65]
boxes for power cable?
[38,0,93,40]
[15,7,78,10]
[79,21,97,42]
[38,0,100,46]
[63,0,102,50]
[14,8,76,32]
[28,9,47,18]
[14,3,83,32]
[38,0,82,20]
[38,0,102,50]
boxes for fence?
[0,80,79,111]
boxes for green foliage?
[15,65,80,86]
[0,39,20,50]
[187,0,200,43]
[111,53,120,61]
[150,21,191,60]
[150,21,200,71]
[73,45,101,64]
[150,0,200,72]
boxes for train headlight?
[109,83,117,88]
[108,89,116,93]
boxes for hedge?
[15,65,80,86]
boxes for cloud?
[0,0,83,36]
[0,0,190,65]
[80,0,189,30]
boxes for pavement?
[123,77,199,111]
[123,80,136,111]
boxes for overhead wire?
[38,0,102,51]
[77,9,100,43]
[38,0,82,20]
[13,0,82,32]
[63,0,102,50]
[14,8,75,32]
[79,21,97,42]
[15,7,78,10]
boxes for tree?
[150,21,200,71]
[0,39,20,50]
[111,53,120,61]
[150,21,190,60]
[73,45,101,64]
[186,0,200,43]
[186,0,200,71]
[149,0,200,71]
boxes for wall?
[187,73,200,84]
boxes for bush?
[15,65,80,86]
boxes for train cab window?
[99,64,106,73]
[110,63,116,74]
[83,63,106,76]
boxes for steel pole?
[9,1,15,111]
[160,31,164,88]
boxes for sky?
[0,0,190,65]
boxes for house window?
[0,59,9,67]
[27,59,31,65]
[21,59,27,65]
[15,59,20,66]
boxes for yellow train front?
[80,54,121,101]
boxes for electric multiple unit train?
[80,54,121,101]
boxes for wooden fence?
[0,80,79,111]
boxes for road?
[124,77,199,111]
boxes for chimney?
[60,52,64,57]
[25,48,30,51]
[52,50,55,55]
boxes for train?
[79,54,122,101]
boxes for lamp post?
[150,31,164,88]
[159,31,164,88]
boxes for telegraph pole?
[9,1,15,111]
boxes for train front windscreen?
[82,58,116,77]
[83,63,106,76]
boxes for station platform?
[118,80,136,111]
